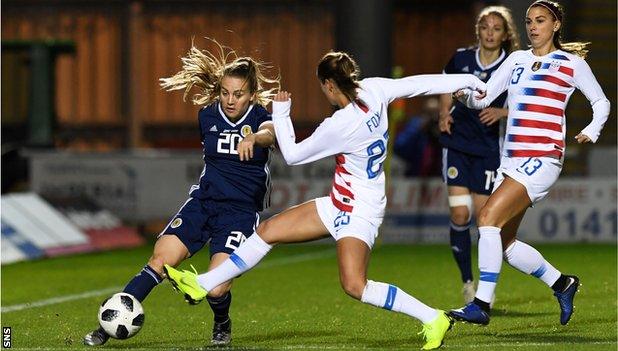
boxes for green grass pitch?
[1,243,616,350]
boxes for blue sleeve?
[257,107,273,129]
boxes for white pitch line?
[1,286,123,313]
[1,248,335,314]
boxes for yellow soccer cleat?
[418,310,454,350]
[164,264,207,305]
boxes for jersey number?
[217,133,242,155]
[366,131,389,179]
[519,157,543,175]
[225,231,247,250]
[511,67,524,84]
[484,170,496,191]
[334,211,351,228]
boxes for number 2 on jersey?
[366,131,389,179]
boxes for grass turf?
[1,243,616,350]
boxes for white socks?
[361,280,438,323]
[476,226,503,303]
[504,240,561,287]
[197,233,272,292]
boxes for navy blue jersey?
[439,47,508,156]
[190,102,272,211]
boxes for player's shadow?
[348,335,422,349]
[235,329,339,343]
[494,332,613,344]
[490,308,553,317]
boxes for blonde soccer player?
[84,41,279,346]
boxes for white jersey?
[272,74,485,219]
[463,49,610,161]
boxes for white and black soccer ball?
[98,293,145,339]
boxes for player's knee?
[256,220,276,244]
[340,277,365,300]
[208,284,231,298]
[147,256,166,276]
[477,205,497,227]
[450,208,470,226]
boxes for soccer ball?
[98,293,145,339]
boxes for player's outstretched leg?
[83,265,163,346]
[164,264,208,304]
[418,311,455,350]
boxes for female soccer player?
[165,51,486,350]
[449,0,610,326]
[83,41,279,346]
[439,6,520,304]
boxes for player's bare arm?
[439,93,454,134]
[479,107,508,125]
[237,123,276,161]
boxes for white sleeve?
[461,52,517,109]
[573,58,611,143]
[271,100,348,165]
[366,74,486,104]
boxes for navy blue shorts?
[441,148,500,195]
[159,197,259,256]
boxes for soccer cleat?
[83,326,110,346]
[448,302,490,325]
[462,281,475,304]
[554,275,580,325]
[163,264,207,305]
[211,318,232,346]
[418,310,454,350]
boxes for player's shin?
[504,240,561,287]
[197,233,272,291]
[361,280,438,323]
[207,292,232,323]
[123,265,163,302]
[449,221,473,283]
[475,226,502,309]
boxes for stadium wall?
[29,151,617,243]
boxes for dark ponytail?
[528,0,590,58]
[317,51,360,102]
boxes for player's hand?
[274,91,291,102]
[479,107,503,126]
[575,133,592,144]
[439,112,454,135]
[453,89,467,99]
[473,90,487,100]
[237,133,256,161]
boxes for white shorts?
[315,196,382,248]
[493,156,562,204]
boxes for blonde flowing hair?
[475,6,521,54]
[160,38,280,106]
[528,0,590,58]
